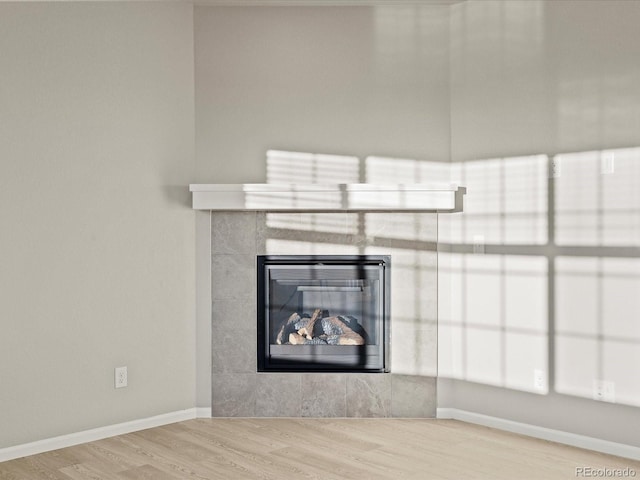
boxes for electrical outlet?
[534,369,546,392]
[593,379,615,403]
[549,157,561,178]
[601,152,615,174]
[604,382,616,403]
[473,234,485,254]
[603,381,615,402]
[115,366,128,389]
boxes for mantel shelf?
[189,183,464,212]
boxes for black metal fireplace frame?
[257,255,390,373]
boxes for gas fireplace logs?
[298,308,321,339]
[275,309,366,346]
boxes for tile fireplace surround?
[193,184,463,418]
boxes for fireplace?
[257,255,390,373]
[193,185,461,417]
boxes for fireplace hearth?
[257,255,390,372]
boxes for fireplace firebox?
[257,255,390,372]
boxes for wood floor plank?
[0,456,75,480]
[252,418,383,453]
[111,433,225,480]
[58,462,123,480]
[62,442,141,476]
[117,464,181,480]
[180,423,326,479]
[1,418,639,480]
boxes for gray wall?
[439,0,640,447]
[0,2,196,448]
[194,5,451,183]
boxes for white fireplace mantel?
[189,183,464,212]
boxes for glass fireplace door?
[257,256,390,372]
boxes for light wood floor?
[1,419,638,480]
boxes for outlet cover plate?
[550,157,561,178]
[115,366,128,389]
[534,369,546,392]
[593,379,615,403]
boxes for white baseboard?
[196,407,211,418]
[0,408,198,463]
[8,407,636,464]
[437,408,640,461]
